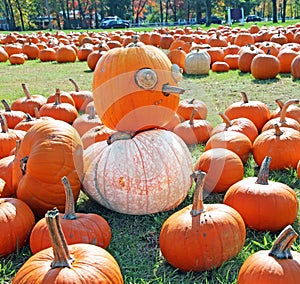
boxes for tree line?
[0,0,299,31]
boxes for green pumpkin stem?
[219,112,232,127]
[240,91,249,104]
[21,83,32,99]
[269,225,298,259]
[61,176,78,220]
[190,170,206,217]
[45,208,74,268]
[255,156,271,185]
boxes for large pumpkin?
[159,171,246,272]
[83,129,193,215]
[92,40,184,132]
[13,120,83,219]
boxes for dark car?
[100,16,130,29]
[199,16,222,24]
[245,15,262,22]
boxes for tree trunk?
[15,0,24,31]
[282,0,287,22]
[6,0,16,30]
[159,0,163,24]
[196,0,202,23]
[205,0,212,26]
[165,0,169,23]
[272,0,278,23]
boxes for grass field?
[0,55,300,283]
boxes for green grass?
[0,58,300,283]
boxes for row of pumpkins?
[1,23,300,79]
[1,38,300,282]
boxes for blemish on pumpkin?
[203,233,207,237]
[119,177,125,187]
[153,99,163,105]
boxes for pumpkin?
[0,154,15,197]
[250,52,280,80]
[252,124,300,170]
[238,45,264,73]
[21,40,40,60]
[205,131,252,163]
[87,44,107,71]
[0,114,26,159]
[13,208,123,284]
[262,99,300,132]
[212,61,230,72]
[39,89,78,124]
[9,53,27,65]
[92,39,184,132]
[291,54,300,79]
[193,148,244,193]
[68,78,93,112]
[206,47,225,64]
[224,54,239,69]
[271,98,300,124]
[159,171,246,272]
[159,33,175,49]
[277,48,299,73]
[55,45,77,63]
[30,176,111,254]
[13,119,83,219]
[83,129,193,215]
[211,112,258,144]
[46,88,75,106]
[38,47,56,62]
[0,197,35,257]
[234,32,255,47]
[270,30,288,45]
[167,47,186,72]
[173,109,213,145]
[238,225,300,284]
[0,46,9,62]
[176,98,208,120]
[77,43,93,61]
[1,99,25,128]
[224,156,298,231]
[184,48,211,75]
[297,160,300,179]
[0,178,5,197]
[10,83,47,117]
[224,92,270,132]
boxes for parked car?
[245,15,262,22]
[100,16,130,29]
[199,16,222,24]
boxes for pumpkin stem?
[274,123,283,136]
[0,114,9,133]
[21,83,32,99]
[190,170,206,217]
[107,131,133,145]
[54,89,61,105]
[87,105,96,120]
[275,98,284,109]
[255,156,271,185]
[1,99,12,112]
[20,156,28,175]
[240,92,249,104]
[279,99,299,123]
[45,208,75,268]
[34,106,41,119]
[269,225,298,259]
[188,98,195,104]
[24,113,34,122]
[189,108,196,126]
[61,176,78,220]
[218,112,232,127]
[69,78,80,92]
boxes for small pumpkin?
[1,99,25,128]
[291,54,300,79]
[159,171,246,272]
[271,98,300,124]
[184,48,211,75]
[224,156,298,232]
[13,208,123,283]
[238,225,300,284]
[29,176,112,254]
[55,45,77,63]
[176,98,208,120]
[0,197,35,257]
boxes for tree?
[132,0,148,23]
[272,0,278,22]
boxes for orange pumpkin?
[176,98,208,120]
[224,156,298,231]
[0,154,15,197]
[83,129,193,215]
[238,225,300,284]
[251,52,280,80]
[291,54,300,79]
[159,171,246,272]
[271,98,300,124]
[92,40,184,132]
[55,45,77,63]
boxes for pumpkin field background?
[0,22,300,283]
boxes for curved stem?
[107,131,132,145]
[240,92,249,104]
[255,156,271,185]
[61,176,78,220]
[279,99,299,123]
[269,225,298,259]
[190,171,206,217]
[45,208,74,268]
[69,78,80,92]
[0,114,9,133]
[21,83,32,99]
[1,99,11,112]
[275,98,284,109]
[189,108,196,126]
[218,112,232,127]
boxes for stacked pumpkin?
[83,37,194,215]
